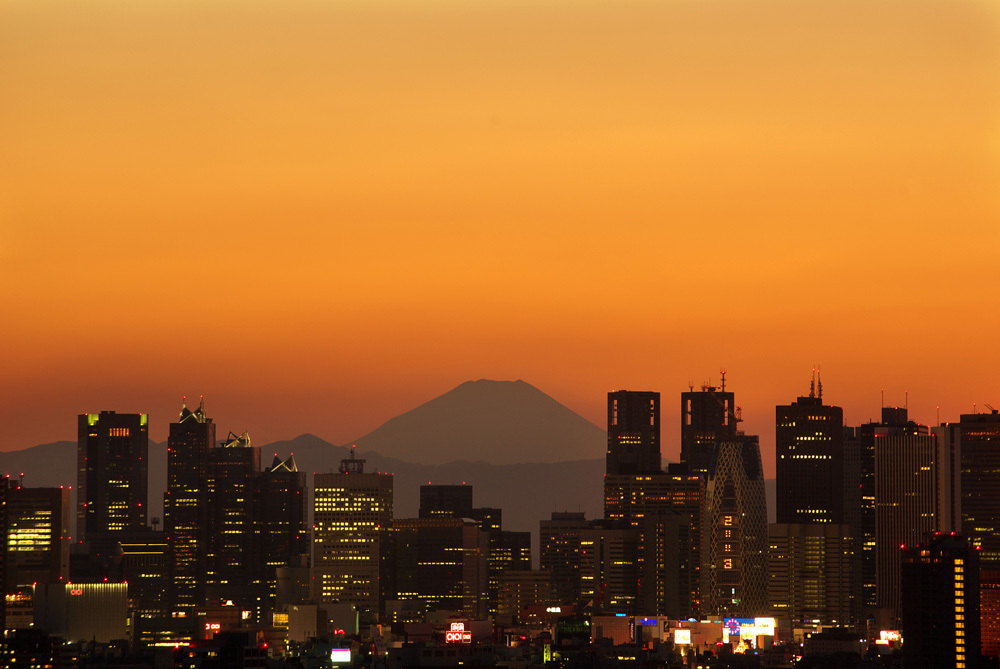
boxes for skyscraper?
[313,449,393,622]
[703,436,768,618]
[254,454,308,620]
[681,378,738,478]
[606,391,660,476]
[205,430,260,614]
[5,485,71,591]
[775,375,844,524]
[76,411,148,542]
[539,511,590,607]
[393,516,489,620]
[901,533,981,669]
[873,418,956,616]
[768,523,855,629]
[956,409,1000,566]
[164,397,214,612]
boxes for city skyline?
[3,0,999,463]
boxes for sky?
[2,0,999,477]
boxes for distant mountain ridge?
[348,379,606,465]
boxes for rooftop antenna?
[881,389,885,409]
[937,406,940,425]
[810,368,816,398]
[720,369,726,392]
[905,390,908,411]
[817,368,823,401]
[688,382,694,392]
[199,395,205,412]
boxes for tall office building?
[603,464,705,619]
[981,569,1000,660]
[313,449,393,622]
[901,533,981,669]
[849,407,927,609]
[956,410,1000,566]
[579,524,639,614]
[205,430,260,613]
[681,378,738,478]
[164,397,215,611]
[256,455,308,576]
[393,516,489,620]
[768,523,855,629]
[703,436,768,618]
[539,512,591,607]
[775,376,845,524]
[416,484,525,616]
[607,391,660,476]
[5,485,71,591]
[76,411,149,542]
[873,417,957,617]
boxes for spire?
[179,395,194,422]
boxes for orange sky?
[2,0,999,476]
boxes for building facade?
[681,380,738,478]
[775,380,844,525]
[768,523,855,629]
[607,391,660,476]
[76,411,148,542]
[313,450,393,622]
[900,533,981,669]
[164,398,215,612]
[703,436,768,618]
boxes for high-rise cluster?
[2,379,999,668]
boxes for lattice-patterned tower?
[703,436,768,618]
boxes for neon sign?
[445,622,472,643]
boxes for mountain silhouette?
[349,379,605,465]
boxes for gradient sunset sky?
[3,0,999,475]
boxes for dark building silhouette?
[417,484,528,616]
[117,532,169,645]
[254,453,308,619]
[681,378,738,478]
[419,484,473,519]
[1,475,7,628]
[768,523,855,629]
[607,390,660,475]
[539,511,590,607]
[775,374,845,524]
[956,410,1000,566]
[205,430,261,616]
[579,523,638,614]
[901,533,981,669]
[872,409,958,618]
[164,397,215,612]
[981,569,1000,660]
[847,407,925,609]
[603,463,705,619]
[76,411,148,542]
[393,516,489,619]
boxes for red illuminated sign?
[446,622,472,643]
[70,589,83,595]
